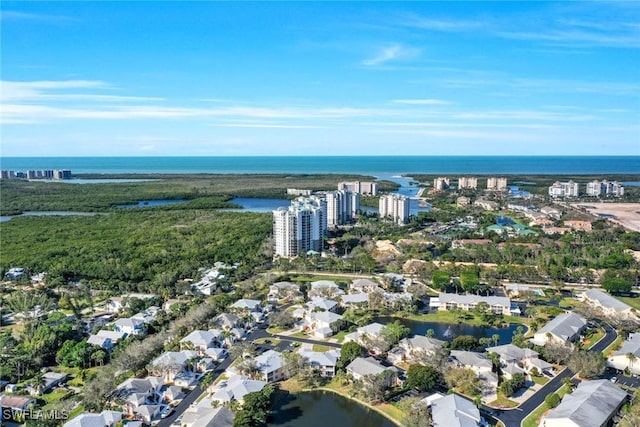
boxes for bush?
[545,392,561,408]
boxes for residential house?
[308,280,345,299]
[149,350,198,383]
[87,334,113,351]
[530,312,588,347]
[304,311,344,338]
[350,278,381,294]
[343,322,386,350]
[181,406,234,427]
[107,293,156,313]
[113,317,145,336]
[28,372,68,395]
[95,330,127,345]
[430,293,513,316]
[397,335,446,362]
[449,350,498,395]
[63,411,122,427]
[430,394,481,427]
[0,395,37,414]
[607,333,640,374]
[540,379,626,427]
[564,220,593,232]
[135,404,160,423]
[306,297,338,313]
[340,293,369,308]
[346,357,398,385]
[162,385,185,403]
[204,347,228,362]
[211,375,267,404]
[267,281,301,302]
[230,299,262,313]
[298,348,340,378]
[486,344,541,379]
[180,329,223,353]
[111,377,161,413]
[255,350,286,383]
[213,313,242,330]
[580,289,635,318]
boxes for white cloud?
[362,44,420,67]
[392,99,453,105]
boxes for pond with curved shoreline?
[375,316,523,345]
[269,390,397,427]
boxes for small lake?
[228,198,290,212]
[270,390,396,427]
[375,316,521,345]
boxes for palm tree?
[627,352,637,374]
[31,372,46,395]
[91,349,107,367]
[492,334,500,346]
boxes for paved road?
[490,321,618,427]
[271,333,342,349]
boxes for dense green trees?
[499,373,525,397]
[233,383,279,427]
[1,210,271,292]
[450,335,484,352]
[601,269,634,293]
[406,364,441,391]
[568,351,606,379]
[339,341,366,368]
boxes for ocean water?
[1,156,638,175]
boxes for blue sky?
[1,1,639,156]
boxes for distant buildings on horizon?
[1,169,72,180]
[549,180,624,198]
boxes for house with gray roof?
[350,278,381,293]
[182,406,234,427]
[304,311,344,338]
[267,281,301,302]
[149,350,198,382]
[607,332,640,374]
[63,411,122,427]
[96,329,127,345]
[298,348,340,378]
[87,334,113,351]
[308,280,345,299]
[346,357,399,386]
[530,312,587,347]
[450,350,493,373]
[255,350,286,383]
[306,297,338,312]
[135,404,160,423]
[230,299,262,313]
[212,313,241,330]
[340,292,369,308]
[430,393,481,427]
[211,375,267,404]
[541,379,626,427]
[113,317,146,336]
[180,329,222,353]
[581,289,635,318]
[343,322,386,350]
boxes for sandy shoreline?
[572,203,640,232]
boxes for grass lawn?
[604,336,624,357]
[377,403,405,423]
[531,375,550,386]
[254,337,281,346]
[403,311,527,328]
[332,330,350,343]
[291,331,307,339]
[312,344,335,352]
[489,395,519,409]
[40,389,75,405]
[585,328,605,350]
[266,326,287,334]
[291,274,359,284]
[521,384,571,427]
[614,295,640,311]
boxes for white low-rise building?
[530,312,587,347]
[580,289,635,318]
[255,350,286,383]
[430,393,481,427]
[541,379,626,427]
[607,333,640,374]
[431,293,513,316]
[63,411,122,427]
[298,348,340,377]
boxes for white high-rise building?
[487,177,508,191]
[379,194,410,225]
[338,181,378,196]
[273,196,327,258]
[326,190,360,227]
[548,181,579,198]
[586,180,624,197]
[458,177,478,189]
[433,177,450,191]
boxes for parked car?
[160,407,174,419]
[611,377,618,383]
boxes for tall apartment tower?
[379,194,410,225]
[487,177,508,191]
[458,177,478,189]
[338,181,378,196]
[433,177,450,191]
[326,190,360,227]
[586,180,624,197]
[273,196,327,258]
[548,181,579,198]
